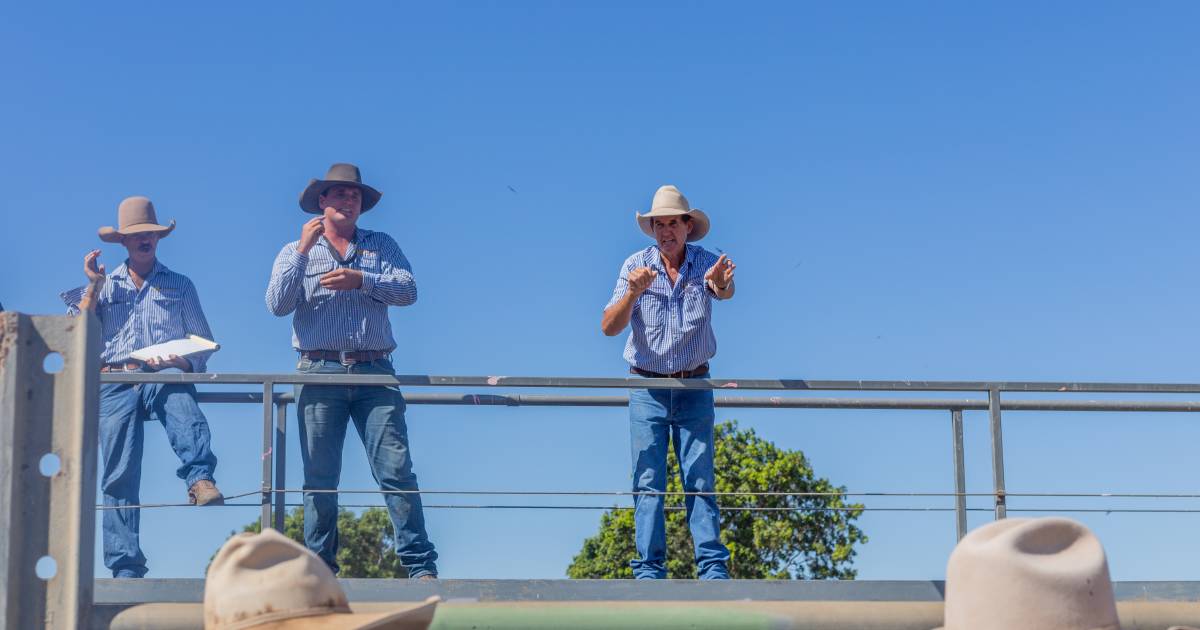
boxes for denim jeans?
[98,379,218,578]
[629,374,730,579]
[295,357,438,578]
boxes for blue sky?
[3,2,1199,580]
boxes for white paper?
[130,335,220,362]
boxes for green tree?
[234,506,408,578]
[567,421,867,579]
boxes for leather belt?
[101,361,145,373]
[301,350,389,365]
[630,363,710,379]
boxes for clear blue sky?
[3,2,1198,580]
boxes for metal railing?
[99,371,1200,541]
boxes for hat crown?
[204,530,351,629]
[650,185,690,213]
[117,196,161,230]
[942,518,1119,630]
[324,163,364,185]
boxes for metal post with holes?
[987,388,1007,519]
[261,381,273,529]
[0,313,100,629]
[273,401,288,531]
[950,409,967,540]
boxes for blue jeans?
[295,358,438,578]
[629,376,730,579]
[98,379,218,578]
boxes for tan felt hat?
[299,163,383,215]
[635,184,710,242]
[204,529,439,630]
[98,196,176,243]
[935,517,1120,630]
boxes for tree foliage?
[567,421,867,579]
[235,506,408,578]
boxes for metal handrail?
[99,372,1200,541]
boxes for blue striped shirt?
[265,228,417,352]
[606,244,724,374]
[61,261,216,372]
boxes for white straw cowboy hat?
[204,529,439,630]
[635,185,710,242]
[98,196,176,243]
[936,517,1120,630]
[299,163,383,215]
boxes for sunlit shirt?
[61,261,216,372]
[265,228,417,352]
[606,244,724,374]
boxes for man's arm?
[359,234,417,307]
[178,279,215,373]
[601,265,657,336]
[265,243,307,316]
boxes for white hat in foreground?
[204,529,439,629]
[937,517,1119,630]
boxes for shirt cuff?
[60,286,86,309]
[359,271,377,295]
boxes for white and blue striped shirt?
[606,244,724,374]
[265,228,417,352]
[61,261,216,372]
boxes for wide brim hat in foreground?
[204,529,439,630]
[935,517,1120,630]
[635,184,710,242]
[98,196,176,243]
[299,162,383,215]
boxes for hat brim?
[635,208,710,242]
[251,597,438,630]
[299,179,383,215]
[98,220,176,244]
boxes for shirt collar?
[111,259,167,283]
[649,244,697,271]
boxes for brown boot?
[188,480,224,506]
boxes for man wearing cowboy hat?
[61,196,224,578]
[601,184,736,580]
[266,163,438,579]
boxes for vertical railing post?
[987,387,1007,519]
[950,408,967,540]
[273,401,288,532]
[261,380,273,530]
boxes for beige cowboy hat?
[299,163,383,215]
[98,196,176,243]
[635,184,710,242]
[936,517,1120,630]
[204,529,439,630]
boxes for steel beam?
[0,313,100,629]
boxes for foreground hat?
[299,163,383,215]
[936,517,1119,630]
[98,196,176,243]
[635,185,710,242]
[205,529,439,629]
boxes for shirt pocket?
[637,289,669,329]
[304,262,338,297]
[682,277,711,327]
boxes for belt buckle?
[338,350,357,367]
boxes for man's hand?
[297,217,325,255]
[705,254,735,290]
[627,267,658,295]
[145,354,192,372]
[320,268,364,291]
[84,249,106,283]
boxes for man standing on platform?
[601,184,737,579]
[62,196,223,578]
[265,163,438,579]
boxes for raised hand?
[627,267,658,296]
[84,249,107,283]
[320,268,364,291]
[298,217,326,255]
[705,254,735,290]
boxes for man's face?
[122,231,160,265]
[319,185,363,225]
[652,216,692,256]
